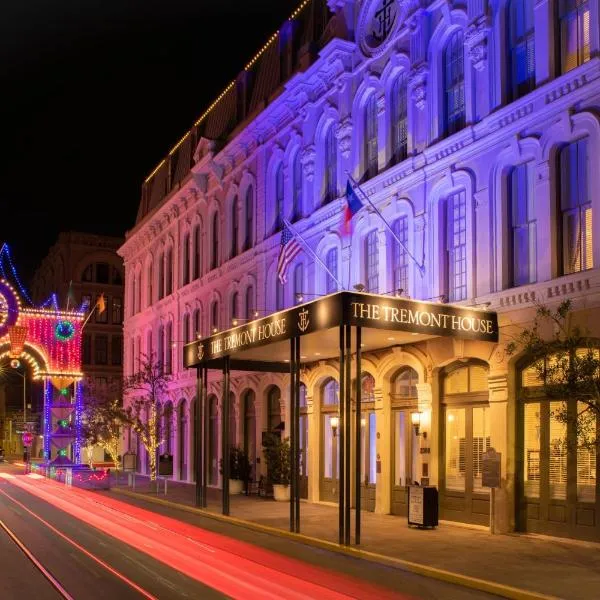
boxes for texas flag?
[341,179,363,236]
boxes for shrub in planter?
[262,434,290,501]
[219,446,252,494]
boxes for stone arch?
[314,105,341,207]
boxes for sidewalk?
[109,474,599,600]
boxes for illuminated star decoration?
[55,320,76,342]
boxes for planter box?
[273,484,290,502]
[229,479,244,495]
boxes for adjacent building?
[119,0,600,541]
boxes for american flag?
[277,223,301,284]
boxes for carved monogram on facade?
[372,0,396,44]
[298,308,310,333]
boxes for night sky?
[0,0,300,284]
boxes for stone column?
[488,371,511,534]
[535,159,554,281]
[465,15,492,121]
[374,387,390,514]
[306,391,319,502]
[416,382,433,485]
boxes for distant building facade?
[120,1,600,541]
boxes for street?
[0,463,497,599]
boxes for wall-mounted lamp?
[411,411,426,438]
[330,415,339,437]
[353,283,366,292]
[395,288,404,297]
[360,417,366,428]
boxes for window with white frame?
[365,230,379,293]
[293,263,303,304]
[275,164,284,232]
[146,262,153,306]
[365,95,378,180]
[325,247,338,294]
[193,308,201,339]
[158,254,164,300]
[211,300,219,332]
[211,213,219,270]
[245,285,255,320]
[446,190,467,302]
[166,248,173,296]
[183,313,190,345]
[230,292,238,324]
[392,216,409,294]
[292,151,303,221]
[245,186,254,250]
[165,322,172,375]
[508,0,535,101]
[182,234,190,286]
[276,276,285,311]
[560,0,590,73]
[391,73,408,165]
[324,126,337,204]
[443,30,465,137]
[559,138,593,274]
[509,163,537,287]
[193,224,202,279]
[231,196,239,258]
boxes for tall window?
[325,248,338,294]
[391,73,408,164]
[193,224,202,279]
[559,139,592,274]
[560,0,590,73]
[276,278,285,311]
[182,234,190,286]
[365,230,379,293]
[324,126,337,204]
[230,292,238,324]
[112,297,122,324]
[147,262,153,306]
[231,196,239,258]
[165,322,172,375]
[158,253,164,300]
[392,216,409,294]
[509,163,536,287]
[193,309,201,339]
[165,248,173,296]
[245,285,255,320]
[183,314,190,345]
[443,30,465,137]
[292,151,303,221]
[157,325,164,373]
[446,191,467,302]
[245,186,254,250]
[365,95,378,180]
[508,0,535,100]
[211,213,219,270]
[211,301,219,332]
[293,263,303,304]
[275,164,284,232]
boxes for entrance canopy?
[184,291,498,371]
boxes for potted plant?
[263,434,291,501]
[220,446,251,495]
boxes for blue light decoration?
[0,243,33,305]
[43,379,52,460]
[74,380,83,464]
[55,320,75,342]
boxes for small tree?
[263,435,291,486]
[506,299,600,452]
[220,446,252,482]
[123,353,172,482]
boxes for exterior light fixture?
[411,411,422,436]
[232,318,238,326]
[212,327,218,334]
[360,417,366,428]
[254,311,259,318]
[395,288,404,297]
[330,415,339,437]
[353,283,366,292]
[295,292,304,303]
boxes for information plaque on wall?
[482,448,501,488]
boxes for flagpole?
[283,218,345,291]
[81,304,98,330]
[346,172,425,277]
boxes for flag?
[341,179,363,236]
[277,223,301,284]
[96,293,106,315]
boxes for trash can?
[408,485,438,528]
[158,454,173,476]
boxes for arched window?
[163,402,173,454]
[182,233,190,286]
[245,285,255,320]
[507,0,535,101]
[445,190,467,302]
[392,216,409,294]
[158,252,165,300]
[275,164,284,232]
[559,0,590,74]
[391,73,408,165]
[231,196,239,258]
[508,163,536,287]
[325,248,338,294]
[267,387,281,432]
[166,248,173,296]
[211,213,219,270]
[245,186,254,250]
[230,292,238,324]
[299,382,307,408]
[165,321,173,374]
[208,395,218,485]
[193,224,202,279]
[361,372,376,402]
[293,263,303,304]
[292,150,303,221]
[324,126,337,204]
[365,94,378,180]
[179,401,187,479]
[183,314,190,345]
[146,261,153,306]
[193,308,201,339]
[157,324,164,373]
[322,378,339,406]
[559,138,592,274]
[365,230,379,293]
[211,300,220,333]
[392,367,419,398]
[443,30,465,137]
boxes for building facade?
[119,0,600,541]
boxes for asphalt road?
[0,463,499,599]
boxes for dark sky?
[0,0,300,284]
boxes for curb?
[111,487,560,600]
